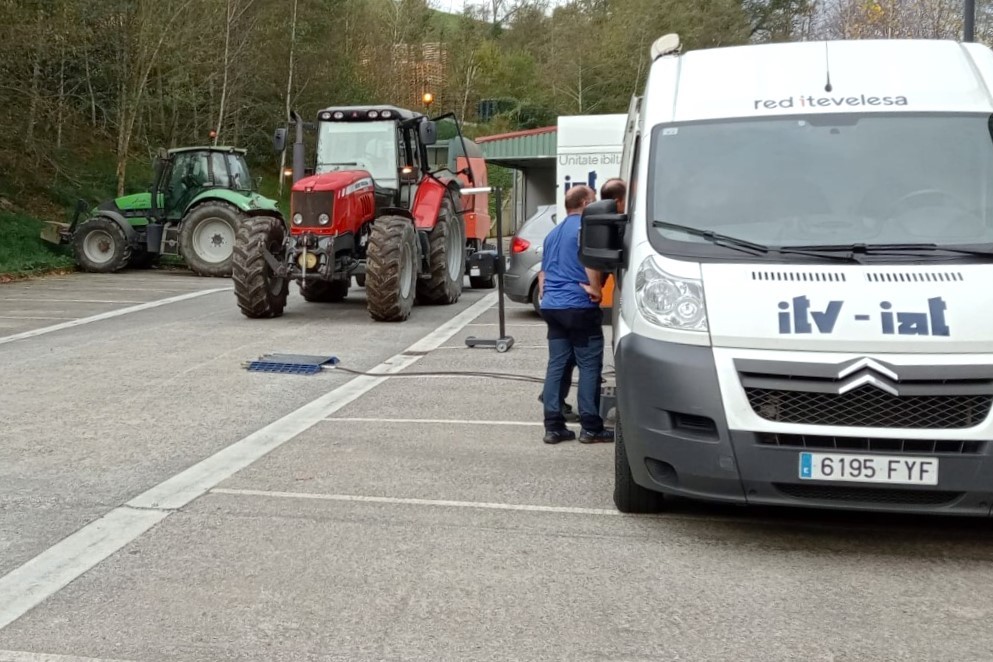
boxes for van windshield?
[648,112,993,261]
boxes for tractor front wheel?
[365,215,418,322]
[416,194,464,305]
[232,216,288,319]
[179,202,242,277]
[72,217,132,273]
[300,279,349,302]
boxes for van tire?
[614,416,666,514]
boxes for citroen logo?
[835,358,900,396]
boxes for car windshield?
[648,112,993,261]
[316,120,398,188]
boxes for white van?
[556,114,626,217]
[582,35,993,516]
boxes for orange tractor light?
[422,92,434,107]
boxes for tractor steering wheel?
[886,188,963,218]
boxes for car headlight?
[318,213,330,226]
[292,213,303,225]
[635,257,707,332]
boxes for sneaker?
[543,429,577,444]
[579,428,615,444]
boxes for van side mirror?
[580,199,627,271]
[273,127,287,153]
[418,120,437,146]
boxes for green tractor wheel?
[72,217,132,273]
[179,202,243,277]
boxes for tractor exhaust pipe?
[291,110,306,184]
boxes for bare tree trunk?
[56,48,66,149]
[214,0,234,145]
[25,8,44,146]
[83,50,98,128]
[278,0,299,197]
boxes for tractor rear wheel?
[72,217,132,273]
[179,202,242,277]
[300,279,349,302]
[365,215,418,322]
[232,216,288,319]
[416,195,464,305]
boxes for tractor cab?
[310,105,437,213]
[151,146,256,221]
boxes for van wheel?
[614,416,666,514]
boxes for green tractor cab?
[42,146,282,277]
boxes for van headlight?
[635,257,707,332]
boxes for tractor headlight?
[318,213,330,226]
[635,256,707,332]
[297,252,318,269]
[292,213,303,225]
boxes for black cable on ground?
[333,366,614,385]
[333,365,547,384]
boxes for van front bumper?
[615,334,993,516]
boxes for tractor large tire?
[232,216,289,319]
[416,195,464,305]
[72,217,132,273]
[365,215,418,322]
[179,201,242,277]
[300,279,349,302]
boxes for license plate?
[799,452,938,486]
[470,267,481,276]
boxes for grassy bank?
[0,212,75,278]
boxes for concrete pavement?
[2,271,993,661]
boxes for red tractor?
[232,104,495,322]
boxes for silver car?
[504,204,557,315]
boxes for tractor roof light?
[422,92,434,107]
[381,110,393,118]
[319,111,332,120]
[333,111,344,119]
[368,110,379,119]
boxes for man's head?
[564,184,595,214]
[600,178,627,213]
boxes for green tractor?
[41,146,283,277]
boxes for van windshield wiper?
[782,242,993,259]
[652,221,859,262]
[652,221,769,255]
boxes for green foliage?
[0,212,75,275]
[0,0,768,273]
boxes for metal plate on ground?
[243,353,340,375]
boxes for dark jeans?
[541,307,605,433]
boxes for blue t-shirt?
[540,213,596,310]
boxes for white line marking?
[0,299,143,304]
[0,288,231,346]
[0,316,75,321]
[434,344,546,350]
[0,508,167,630]
[324,416,546,426]
[0,651,138,662]
[0,293,496,631]
[211,488,621,516]
[466,322,546,327]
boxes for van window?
[648,112,993,261]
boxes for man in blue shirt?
[538,184,613,444]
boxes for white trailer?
[556,114,627,216]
